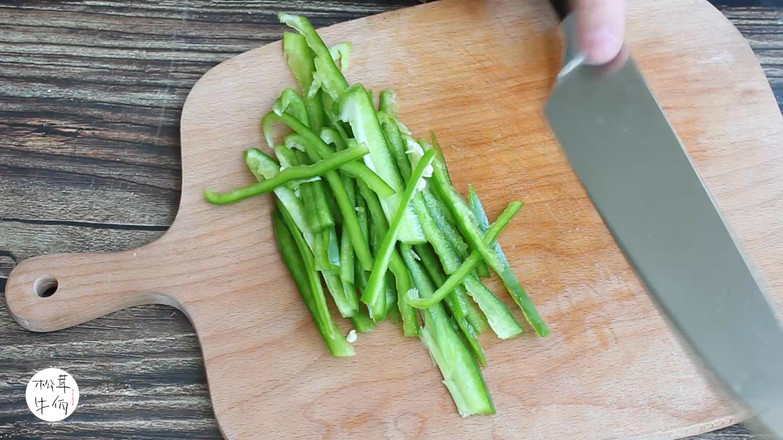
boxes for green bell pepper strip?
[320,127,348,151]
[273,88,311,128]
[244,148,314,248]
[362,149,435,317]
[283,32,314,91]
[340,233,355,299]
[355,257,370,294]
[412,193,462,274]
[425,190,471,262]
[339,84,426,244]
[468,191,549,337]
[272,143,300,170]
[363,190,408,324]
[262,111,394,199]
[318,169,342,225]
[424,145,504,272]
[411,200,549,336]
[313,230,334,272]
[462,274,524,339]
[319,90,341,125]
[378,89,399,118]
[301,184,327,232]
[367,211,388,321]
[274,205,354,357]
[390,257,418,336]
[357,180,418,334]
[274,210,316,316]
[323,268,357,318]
[204,143,368,205]
[412,192,487,337]
[339,179,357,299]
[332,120,352,143]
[286,134,374,272]
[468,185,492,278]
[271,88,325,221]
[422,187,462,243]
[274,144,319,232]
[381,117,412,182]
[338,156,359,301]
[326,227,341,268]
[425,140,549,336]
[247,147,343,324]
[276,146,347,312]
[411,244,487,366]
[329,42,352,72]
[461,285,489,335]
[356,194,370,260]
[351,310,376,333]
[275,145,334,233]
[282,32,325,132]
[400,246,494,416]
[405,138,467,257]
[278,13,349,101]
[386,304,401,324]
[475,263,491,279]
[353,193,372,326]
[410,243,486,333]
[384,271,398,318]
[291,148,336,230]
[406,201,522,309]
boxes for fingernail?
[582,27,622,65]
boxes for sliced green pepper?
[406,201,522,309]
[362,149,435,318]
[411,244,487,366]
[357,180,418,334]
[378,89,399,118]
[462,274,524,340]
[279,13,349,100]
[339,84,426,244]
[468,185,492,279]
[262,111,394,199]
[276,145,334,233]
[204,143,368,205]
[274,205,354,357]
[400,246,494,416]
[286,134,374,272]
[244,148,313,248]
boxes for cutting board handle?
[4,243,178,332]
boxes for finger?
[577,0,626,65]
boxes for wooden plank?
[0,301,221,439]
[0,155,180,223]
[718,6,783,106]
[689,424,755,440]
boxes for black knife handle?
[550,0,569,20]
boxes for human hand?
[576,0,626,65]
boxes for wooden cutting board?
[6,0,783,438]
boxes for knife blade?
[545,14,783,437]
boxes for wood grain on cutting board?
[5,0,783,438]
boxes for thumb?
[577,0,626,65]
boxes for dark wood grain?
[0,1,779,439]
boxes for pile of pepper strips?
[204,13,548,417]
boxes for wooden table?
[0,1,780,438]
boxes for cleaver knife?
[545,10,783,438]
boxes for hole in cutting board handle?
[33,275,58,298]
